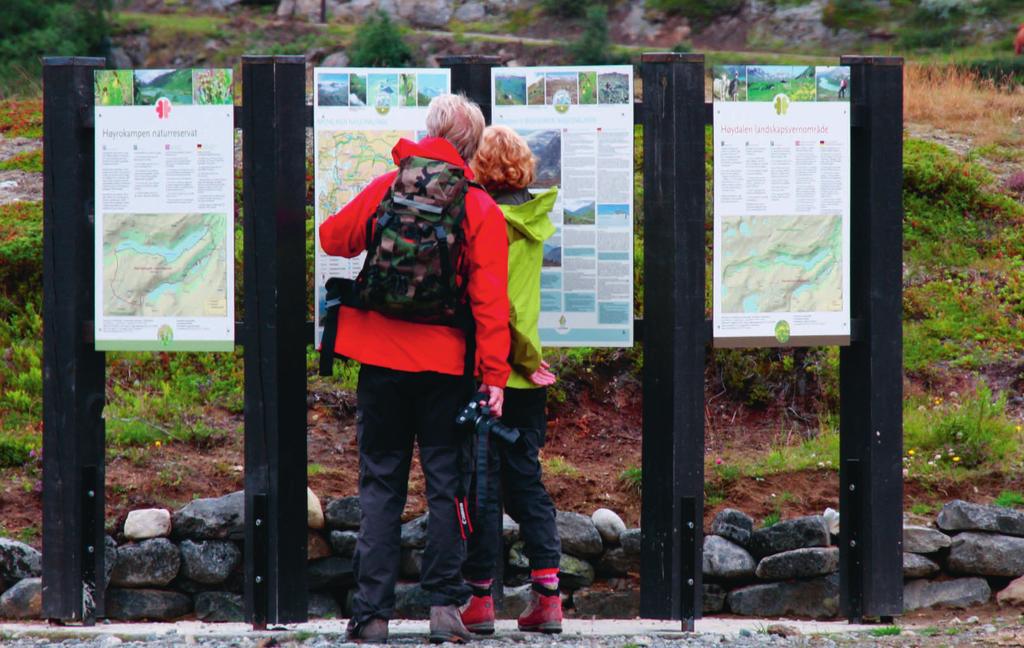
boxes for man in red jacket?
[319,94,510,644]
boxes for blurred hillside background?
[0,0,1023,547]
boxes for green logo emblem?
[158,324,174,347]
[553,89,571,114]
[774,320,791,344]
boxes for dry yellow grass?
[904,63,1024,148]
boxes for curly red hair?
[470,125,536,193]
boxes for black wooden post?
[241,55,309,627]
[838,56,904,623]
[41,56,108,625]
[438,55,501,124]
[639,53,706,630]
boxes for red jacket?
[319,137,511,388]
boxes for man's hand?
[479,384,504,418]
[529,360,557,387]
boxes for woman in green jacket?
[460,126,563,634]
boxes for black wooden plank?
[41,56,107,624]
[242,55,309,626]
[438,55,501,123]
[838,56,904,620]
[639,52,706,621]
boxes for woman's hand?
[529,360,557,387]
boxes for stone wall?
[2,495,1023,621]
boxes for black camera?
[455,392,520,444]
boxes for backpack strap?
[318,277,358,377]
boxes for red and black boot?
[517,584,562,634]
[460,587,495,635]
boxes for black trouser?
[350,364,473,622]
[463,387,561,585]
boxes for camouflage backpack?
[354,155,473,325]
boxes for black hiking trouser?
[463,387,561,586]
[350,364,473,623]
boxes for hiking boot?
[346,617,389,643]
[517,588,562,634]
[430,605,473,644]
[460,594,495,635]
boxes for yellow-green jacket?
[494,186,558,389]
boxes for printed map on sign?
[315,130,412,223]
[102,213,229,317]
[719,214,842,314]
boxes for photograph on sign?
[93,68,235,352]
[712,65,851,347]
[313,68,451,346]
[492,65,634,348]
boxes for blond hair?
[425,93,486,162]
[471,125,536,193]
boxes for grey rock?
[172,491,244,540]
[704,583,727,614]
[620,528,641,556]
[330,530,358,558]
[124,508,172,541]
[400,513,429,548]
[711,509,754,548]
[555,511,604,559]
[558,553,595,590]
[400,548,423,579]
[903,525,952,554]
[903,577,990,611]
[502,514,520,545]
[0,577,41,619]
[321,51,350,68]
[749,516,830,558]
[727,574,839,619]
[308,556,355,589]
[110,538,181,587]
[453,1,485,21]
[948,531,1024,577]
[325,496,362,531]
[179,540,241,585]
[193,591,243,622]
[591,508,627,545]
[106,588,192,621]
[104,535,118,586]
[508,541,528,570]
[755,547,839,580]
[938,500,1024,537]
[702,535,756,581]
[572,588,639,618]
[398,0,454,28]
[903,553,941,579]
[308,592,342,619]
[0,538,41,581]
[497,584,531,619]
[394,582,431,619]
[108,47,134,70]
[597,547,639,577]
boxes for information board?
[712,65,851,347]
[492,66,635,347]
[93,69,235,351]
[313,67,451,345]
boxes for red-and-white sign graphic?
[155,98,172,119]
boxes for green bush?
[964,57,1024,86]
[349,11,413,67]
[0,434,36,468]
[0,0,111,97]
[646,0,743,22]
[568,6,629,65]
[539,0,606,19]
[0,202,43,319]
[821,0,883,32]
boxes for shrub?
[0,0,111,97]
[349,11,412,67]
[568,6,629,65]
[647,0,743,23]
[539,0,604,19]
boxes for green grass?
[761,511,781,528]
[307,463,325,477]
[869,626,902,637]
[543,455,582,478]
[620,466,642,495]
[994,490,1024,509]
[910,502,938,516]
[0,149,41,173]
